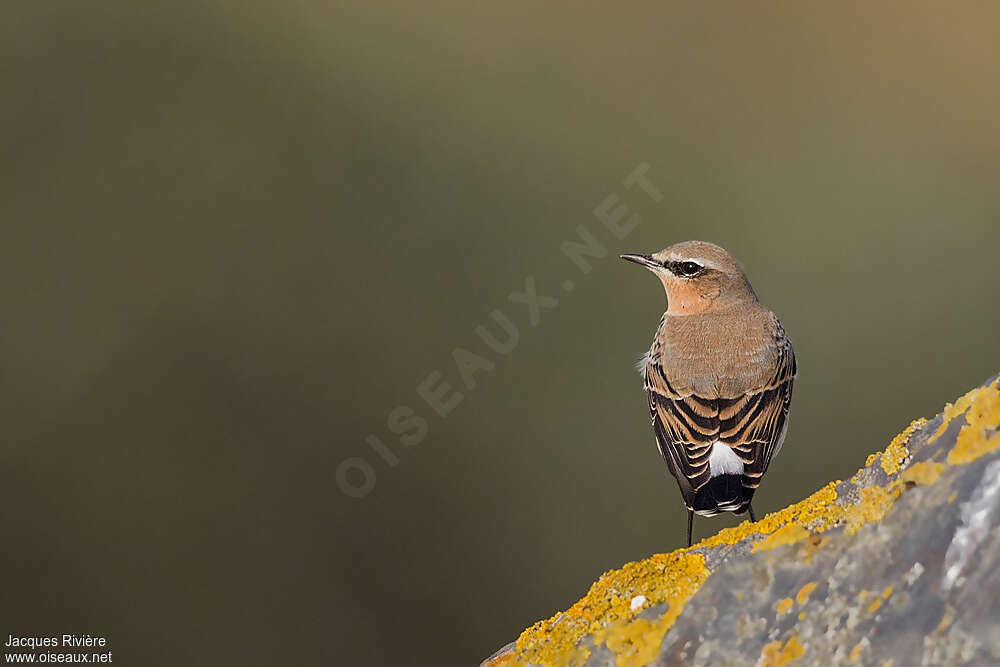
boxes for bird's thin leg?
[687,510,694,547]
[748,504,757,523]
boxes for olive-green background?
[2,2,999,666]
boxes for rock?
[483,374,1000,666]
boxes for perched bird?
[620,241,796,547]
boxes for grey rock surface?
[486,374,1000,666]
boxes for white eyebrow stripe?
[663,256,722,271]
[684,258,723,270]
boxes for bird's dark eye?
[678,261,702,276]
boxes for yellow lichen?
[507,380,1000,666]
[566,646,591,667]
[760,636,805,666]
[513,551,708,666]
[754,525,811,553]
[797,611,806,621]
[593,562,707,667]
[848,642,864,663]
[879,419,927,475]
[600,616,668,667]
[936,607,954,632]
[796,582,817,605]
[899,461,946,486]
[703,482,840,551]
[843,486,899,535]
[944,383,1000,465]
[743,418,950,552]
[800,535,824,563]
[723,411,958,554]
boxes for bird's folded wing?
[645,362,718,501]
[645,329,796,501]
[723,336,795,490]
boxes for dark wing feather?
[644,360,718,506]
[644,323,796,507]
[732,335,796,490]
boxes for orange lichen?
[797,611,806,621]
[513,551,708,666]
[867,598,883,613]
[776,598,793,615]
[943,382,1000,465]
[760,636,805,666]
[796,582,817,605]
[881,585,894,599]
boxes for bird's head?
[620,240,758,315]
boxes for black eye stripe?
[665,260,704,277]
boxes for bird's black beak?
[620,253,661,270]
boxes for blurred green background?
[2,2,999,665]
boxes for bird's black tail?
[692,474,754,516]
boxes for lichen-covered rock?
[483,374,1000,667]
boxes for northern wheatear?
[621,241,796,547]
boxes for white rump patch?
[708,442,744,477]
[636,351,651,376]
